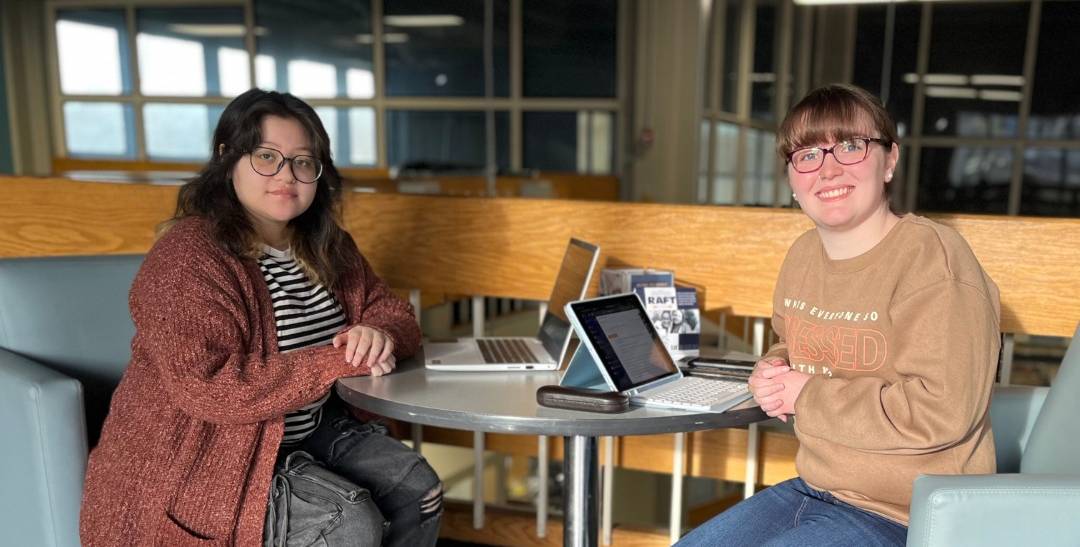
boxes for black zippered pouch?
[536,385,630,413]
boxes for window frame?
[45,0,629,177]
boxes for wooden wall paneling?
[2,177,1079,335]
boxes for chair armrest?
[907,473,1080,547]
[0,348,88,547]
[989,385,1049,472]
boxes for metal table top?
[336,357,767,437]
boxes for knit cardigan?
[79,217,421,546]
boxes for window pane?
[144,103,219,160]
[704,11,718,111]
[712,122,738,204]
[854,3,921,135]
[922,3,1028,138]
[751,0,776,121]
[523,111,614,174]
[57,10,130,95]
[136,7,247,97]
[853,6,886,99]
[387,110,508,170]
[63,101,133,158]
[786,5,812,111]
[348,107,377,166]
[1029,2,1080,140]
[917,146,1012,214]
[255,0,373,99]
[721,0,744,113]
[309,106,376,167]
[742,129,776,205]
[523,0,616,98]
[384,0,508,97]
[289,60,337,99]
[218,47,250,97]
[699,120,711,202]
[1020,148,1080,217]
[314,107,340,163]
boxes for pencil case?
[536,385,630,413]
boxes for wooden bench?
[3,176,1078,545]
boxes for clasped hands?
[332,326,396,376]
[748,357,811,423]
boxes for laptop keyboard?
[477,338,541,364]
[643,376,748,411]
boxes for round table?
[336,358,767,546]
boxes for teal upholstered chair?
[0,255,143,547]
[907,323,1080,546]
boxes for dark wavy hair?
[165,88,351,289]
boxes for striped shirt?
[259,245,347,445]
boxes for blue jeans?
[266,400,443,547]
[677,478,907,547]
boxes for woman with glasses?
[81,89,443,546]
[678,84,1000,546]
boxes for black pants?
[265,400,442,546]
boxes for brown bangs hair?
[163,89,352,289]
[777,83,898,161]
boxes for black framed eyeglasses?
[787,137,889,174]
[248,146,323,183]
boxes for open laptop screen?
[568,293,679,392]
[537,239,600,361]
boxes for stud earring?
[885,170,894,182]
[792,192,798,201]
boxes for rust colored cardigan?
[79,217,421,546]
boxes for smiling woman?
[679,84,1001,547]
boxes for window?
[523,111,614,174]
[56,10,134,159]
[387,110,508,170]
[255,0,374,99]
[143,103,220,160]
[700,0,793,206]
[63,102,134,158]
[917,146,1012,214]
[1020,148,1080,217]
[136,7,247,98]
[844,1,1080,218]
[751,0,776,122]
[51,1,623,182]
[922,3,1028,138]
[57,10,130,96]
[853,5,919,137]
[711,121,738,205]
[384,0,509,97]
[720,0,745,114]
[523,0,616,98]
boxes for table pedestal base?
[564,435,599,547]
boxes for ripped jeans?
[265,402,443,547]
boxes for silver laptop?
[424,238,600,371]
[564,293,751,412]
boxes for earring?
[792,192,798,201]
[885,170,894,182]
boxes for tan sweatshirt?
[765,214,1000,525]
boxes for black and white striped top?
[259,246,348,445]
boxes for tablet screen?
[569,294,680,392]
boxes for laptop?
[424,238,600,371]
[564,293,752,412]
